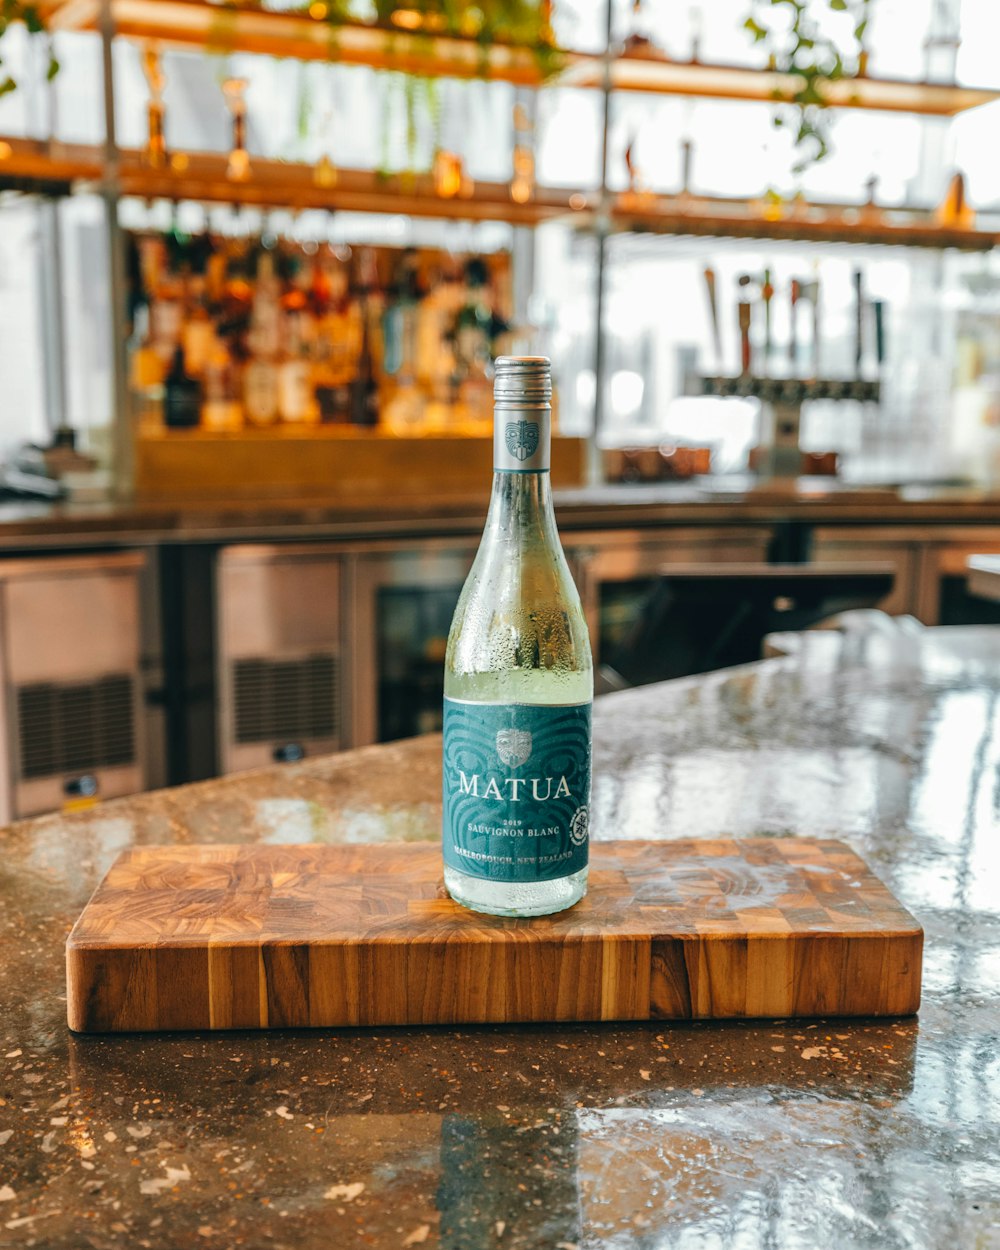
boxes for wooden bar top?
[3,481,1000,550]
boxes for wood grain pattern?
[133,430,585,501]
[66,839,923,1033]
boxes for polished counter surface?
[1,627,998,1248]
[3,481,1000,549]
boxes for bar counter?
[2,627,997,1248]
[3,481,1000,548]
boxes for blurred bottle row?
[127,232,517,436]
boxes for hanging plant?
[0,1,59,97]
[355,0,559,79]
[744,0,872,173]
[338,1,557,180]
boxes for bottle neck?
[489,397,554,536]
[485,468,557,542]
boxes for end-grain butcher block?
[66,838,923,1032]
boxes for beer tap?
[703,266,721,372]
[873,300,886,374]
[853,269,865,380]
[737,273,753,378]
[797,273,821,379]
[761,268,774,374]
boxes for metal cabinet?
[216,544,345,774]
[0,551,147,821]
[346,541,478,746]
[913,527,1000,624]
[571,527,773,670]
[346,527,777,739]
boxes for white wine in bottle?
[442,356,593,917]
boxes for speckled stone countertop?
[2,627,998,1249]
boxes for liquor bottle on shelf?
[222,76,251,183]
[350,249,381,428]
[510,104,535,206]
[128,227,514,438]
[181,279,216,378]
[350,303,379,428]
[416,258,463,394]
[128,303,167,433]
[148,269,184,363]
[381,251,426,434]
[206,243,228,309]
[316,255,361,424]
[242,354,280,427]
[937,171,975,229]
[162,346,202,429]
[442,357,593,917]
[453,258,502,422]
[249,251,282,362]
[240,249,282,427]
[140,42,168,169]
[622,0,661,57]
[201,343,244,433]
[278,322,317,424]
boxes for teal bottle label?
[442,698,591,883]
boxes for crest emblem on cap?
[505,420,539,462]
[496,728,532,767]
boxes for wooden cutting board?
[66,838,922,1033]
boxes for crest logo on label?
[496,728,533,767]
[505,420,539,462]
[570,805,589,846]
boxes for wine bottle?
[163,345,202,428]
[442,356,593,917]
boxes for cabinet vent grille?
[233,655,339,744]
[17,675,136,779]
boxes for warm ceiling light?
[308,2,327,18]
[569,193,587,210]
[0,141,12,161]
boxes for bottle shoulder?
[445,542,592,685]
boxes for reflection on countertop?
[1,626,998,1248]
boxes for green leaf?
[46,54,59,80]
[854,18,868,40]
[0,74,16,96]
[829,0,847,9]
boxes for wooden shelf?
[115,149,580,222]
[38,0,1000,118]
[561,53,1000,116]
[0,135,581,222]
[597,192,1000,252]
[40,0,564,85]
[0,137,103,193]
[135,429,587,500]
[5,137,995,251]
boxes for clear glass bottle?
[443,356,593,917]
